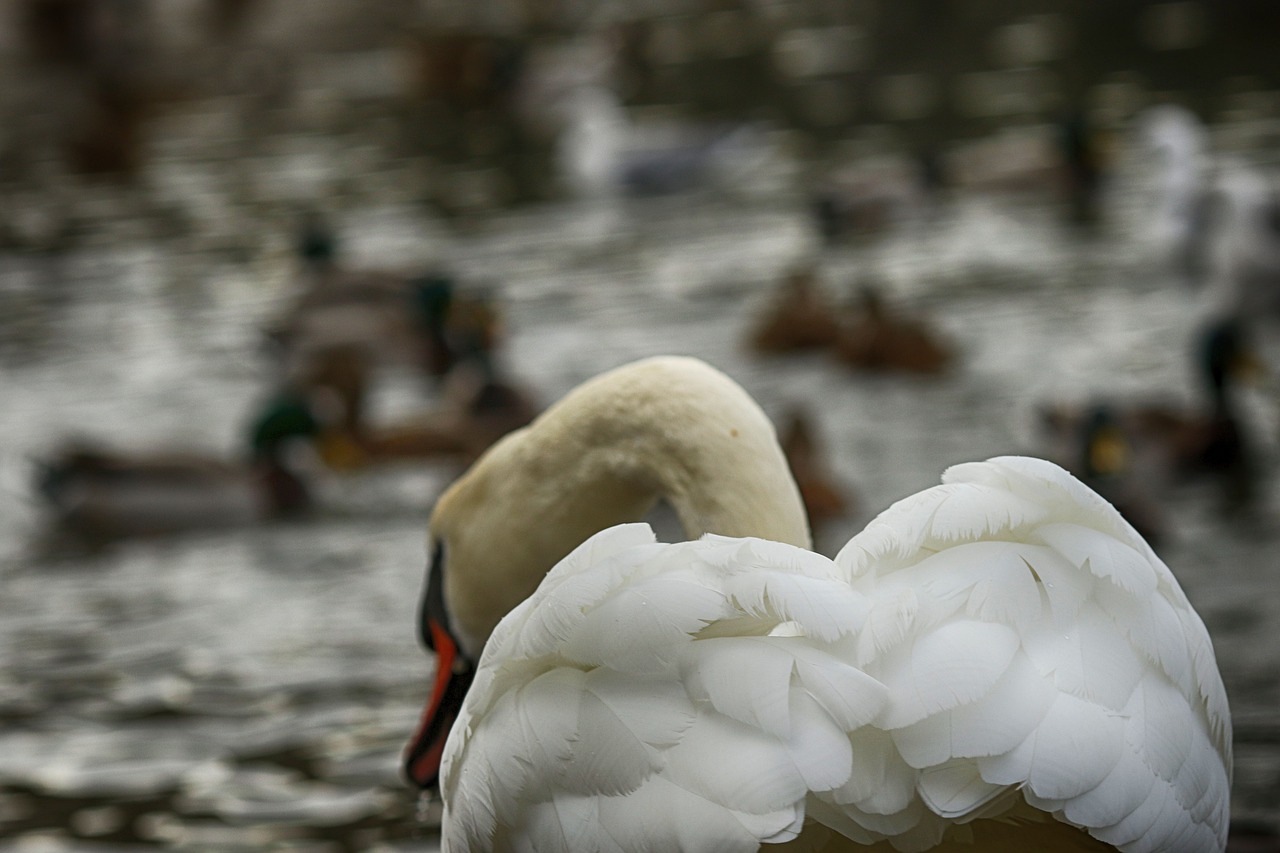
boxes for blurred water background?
[2,1,1280,850]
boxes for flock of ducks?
[747,267,955,377]
[748,104,1280,549]
[1037,316,1265,545]
[35,221,535,546]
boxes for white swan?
[403,356,1231,852]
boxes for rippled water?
[3,120,1280,850]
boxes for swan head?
[403,355,810,790]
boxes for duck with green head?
[36,389,321,545]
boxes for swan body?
[405,357,1231,852]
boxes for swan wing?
[440,526,883,853]
[832,455,1231,852]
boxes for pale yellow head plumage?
[429,356,811,657]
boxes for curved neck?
[430,357,811,657]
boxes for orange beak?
[404,617,475,790]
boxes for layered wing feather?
[440,526,883,853]
[832,456,1231,852]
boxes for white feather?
[890,652,1055,768]
[596,774,795,853]
[977,691,1124,800]
[831,726,919,815]
[786,641,888,732]
[785,691,855,792]
[724,566,868,643]
[1060,742,1158,829]
[681,637,800,736]
[1037,522,1158,595]
[917,760,1005,819]
[873,620,1020,729]
[903,541,1045,635]
[561,574,728,673]
[853,587,921,665]
[662,712,809,815]
[583,668,697,750]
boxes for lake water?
[2,95,1279,851]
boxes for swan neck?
[432,357,811,654]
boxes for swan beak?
[404,617,475,791]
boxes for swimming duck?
[291,344,537,472]
[268,267,499,381]
[268,219,503,380]
[403,356,1230,852]
[777,405,853,535]
[315,361,540,472]
[746,267,843,354]
[35,389,320,545]
[1037,403,1167,547]
[833,286,955,375]
[1039,318,1263,514]
[810,153,937,243]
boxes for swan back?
[441,456,1230,852]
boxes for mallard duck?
[306,355,539,472]
[403,356,1230,852]
[833,286,955,375]
[268,267,492,380]
[1039,318,1263,514]
[35,389,320,544]
[1037,403,1167,547]
[747,267,843,354]
[268,219,504,380]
